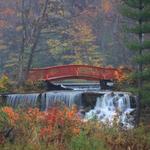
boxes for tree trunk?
[25,0,49,80]
[17,0,26,87]
[136,0,143,125]
[25,30,40,80]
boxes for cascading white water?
[85,92,135,128]
[5,91,136,128]
[6,93,40,108]
[43,91,83,110]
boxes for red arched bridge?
[28,65,125,82]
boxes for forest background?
[0,0,134,81]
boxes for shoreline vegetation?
[0,106,150,150]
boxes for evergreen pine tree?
[121,0,150,123]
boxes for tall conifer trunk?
[136,0,143,125]
[121,0,150,125]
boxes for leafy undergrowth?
[0,106,150,150]
[0,74,47,94]
[0,75,12,93]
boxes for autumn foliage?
[0,106,150,150]
[0,106,82,149]
[2,107,19,125]
[0,75,12,93]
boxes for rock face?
[0,95,7,106]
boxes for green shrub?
[0,75,11,93]
[70,131,107,150]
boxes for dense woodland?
[0,0,134,78]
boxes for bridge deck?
[28,65,124,82]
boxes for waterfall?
[5,91,136,128]
[42,91,83,110]
[5,91,83,110]
[85,92,135,128]
[6,93,40,108]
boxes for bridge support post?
[100,80,108,90]
[99,80,113,90]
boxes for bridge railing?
[28,64,124,82]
